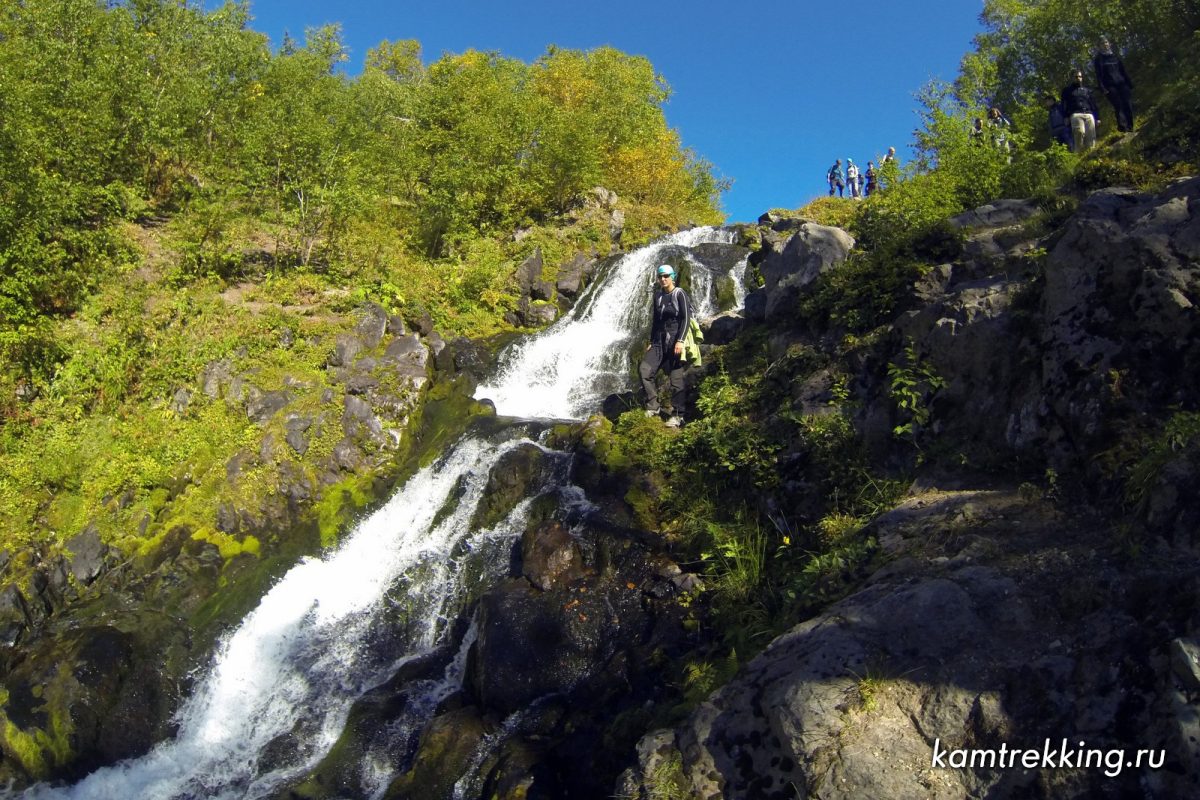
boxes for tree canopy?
[0,0,723,386]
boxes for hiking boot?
[664,415,683,428]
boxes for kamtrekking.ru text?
[930,738,1165,778]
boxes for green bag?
[681,316,704,367]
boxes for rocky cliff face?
[619,178,1200,799]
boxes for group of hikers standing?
[826,147,895,199]
[1044,35,1135,152]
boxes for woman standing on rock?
[640,264,691,427]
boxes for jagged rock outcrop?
[620,490,1200,800]
[888,176,1200,474]
[745,222,855,321]
[620,177,1200,800]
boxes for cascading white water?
[475,227,735,419]
[20,435,551,800]
[21,227,747,800]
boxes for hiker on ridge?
[846,159,861,198]
[827,159,845,197]
[1061,68,1101,152]
[1093,36,1134,132]
[640,264,691,428]
[1042,93,1072,148]
[864,161,878,196]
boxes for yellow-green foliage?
[191,529,262,561]
[793,196,860,230]
[818,513,864,546]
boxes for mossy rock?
[383,707,492,800]
[469,443,552,531]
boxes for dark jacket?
[651,286,691,351]
[1047,101,1070,144]
[1061,83,1100,117]
[1093,52,1132,91]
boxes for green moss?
[190,528,263,561]
[314,478,373,549]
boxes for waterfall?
[475,227,735,419]
[21,227,742,800]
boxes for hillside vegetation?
[0,0,722,554]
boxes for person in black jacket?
[1093,36,1134,132]
[1061,69,1101,151]
[1042,93,1072,148]
[640,264,691,427]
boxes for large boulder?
[517,248,555,302]
[758,223,855,320]
[556,252,598,301]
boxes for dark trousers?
[1105,84,1134,132]
[639,343,685,413]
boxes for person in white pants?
[1061,69,1101,151]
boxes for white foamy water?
[20,436,539,800]
[475,227,735,419]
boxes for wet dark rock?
[65,525,109,586]
[601,391,641,422]
[280,647,457,797]
[384,707,492,800]
[0,585,30,648]
[690,242,751,274]
[471,444,553,531]
[449,337,495,382]
[0,609,189,784]
[355,302,388,349]
[742,287,767,322]
[522,521,588,591]
[468,581,607,715]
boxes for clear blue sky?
[238,0,984,224]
